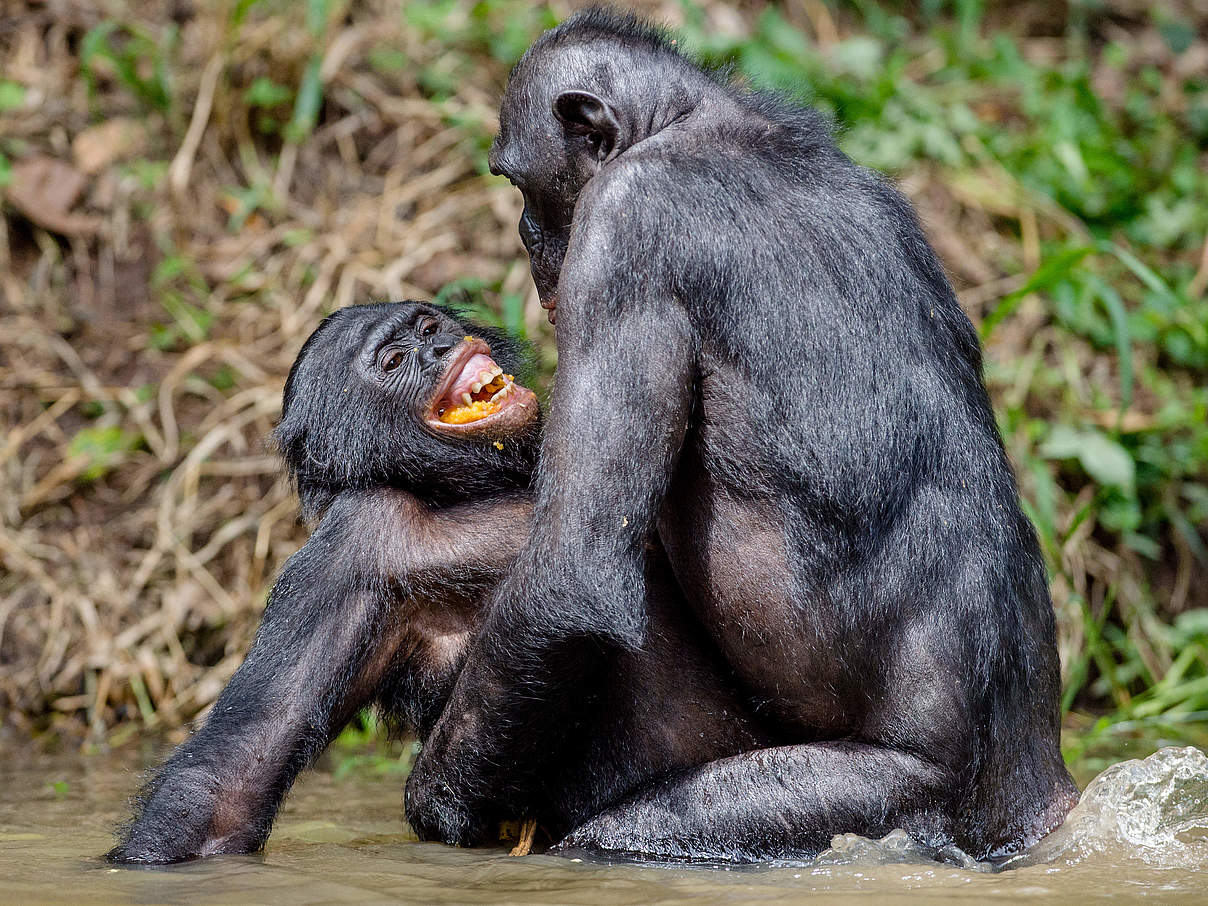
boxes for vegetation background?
[0,0,1205,783]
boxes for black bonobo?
[404,9,1080,863]
[107,301,762,864]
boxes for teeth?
[490,365,503,377]
[479,369,493,384]
[490,383,511,403]
[461,392,473,406]
[471,380,484,393]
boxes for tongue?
[449,353,498,400]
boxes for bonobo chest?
[656,365,851,735]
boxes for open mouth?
[425,338,538,436]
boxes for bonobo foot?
[555,799,714,864]
[553,786,820,865]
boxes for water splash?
[1011,746,1208,870]
[814,828,992,872]
[811,747,1208,873]
[814,828,938,865]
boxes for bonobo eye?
[419,318,439,338]
[381,349,406,372]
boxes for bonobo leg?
[557,743,954,863]
[107,496,405,864]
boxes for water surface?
[2,746,1205,904]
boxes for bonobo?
[107,301,762,864]
[404,9,1080,864]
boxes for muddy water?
[1,747,1206,905]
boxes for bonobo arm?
[108,489,530,864]
[107,492,408,864]
[405,172,697,845]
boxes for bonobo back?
[408,8,1079,863]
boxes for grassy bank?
[1,0,1205,778]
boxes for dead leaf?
[72,118,148,175]
[4,155,101,236]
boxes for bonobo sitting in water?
[404,9,1080,863]
[107,301,766,864]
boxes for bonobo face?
[372,309,539,437]
[488,119,581,320]
[488,25,701,324]
[489,55,626,322]
[306,301,537,437]
[276,301,540,510]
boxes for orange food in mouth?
[427,337,536,435]
[440,398,498,424]
[435,354,518,424]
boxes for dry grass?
[1,0,1205,753]
[0,0,549,742]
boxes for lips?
[425,339,538,436]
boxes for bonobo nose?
[419,333,459,369]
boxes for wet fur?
[106,301,762,864]
[404,8,1079,863]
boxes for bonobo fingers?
[555,742,955,864]
[403,771,487,847]
[105,761,273,864]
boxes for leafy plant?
[68,426,143,482]
[80,21,176,114]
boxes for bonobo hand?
[403,732,489,847]
[107,832,201,866]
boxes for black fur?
[105,301,761,864]
[404,8,1080,864]
[275,301,539,518]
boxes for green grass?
[388,0,1208,772]
[24,0,1206,773]
[400,2,1208,764]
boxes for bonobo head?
[488,8,706,316]
[276,301,540,518]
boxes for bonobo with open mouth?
[275,300,540,516]
[106,299,764,866]
[427,337,534,432]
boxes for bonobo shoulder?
[580,158,658,218]
[574,156,683,246]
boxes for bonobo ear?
[552,90,621,160]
